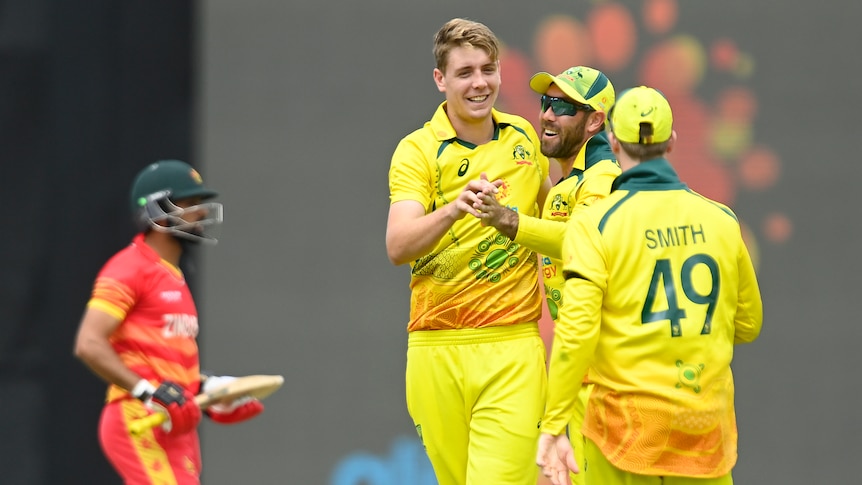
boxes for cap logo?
[641,107,655,117]
[189,168,203,185]
[565,67,584,78]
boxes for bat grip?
[128,411,168,435]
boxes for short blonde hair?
[433,18,500,72]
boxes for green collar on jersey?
[611,157,687,192]
[566,131,615,181]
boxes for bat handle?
[128,411,168,436]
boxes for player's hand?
[205,395,264,424]
[469,173,519,237]
[451,173,502,219]
[147,381,202,435]
[200,375,265,425]
[536,433,578,485]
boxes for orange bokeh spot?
[534,15,592,75]
[717,86,757,123]
[499,48,540,125]
[676,149,735,204]
[667,95,736,204]
[739,146,780,191]
[764,213,793,244]
[644,0,678,35]
[588,3,637,71]
[667,94,710,145]
[711,38,739,71]
[639,36,706,95]
[500,46,532,89]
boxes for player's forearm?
[733,247,764,344]
[734,291,763,344]
[75,337,143,392]
[542,278,602,435]
[542,343,590,434]
[386,205,461,265]
[514,215,566,259]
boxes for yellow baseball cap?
[609,86,673,144]
[529,66,615,112]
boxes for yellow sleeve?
[541,214,606,435]
[733,239,763,344]
[541,277,602,435]
[514,214,566,260]
[514,161,617,259]
[389,136,433,207]
[518,161,618,259]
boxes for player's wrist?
[131,379,157,401]
[502,209,519,240]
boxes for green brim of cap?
[529,72,592,107]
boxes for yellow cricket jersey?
[515,132,620,321]
[543,158,763,477]
[389,102,550,332]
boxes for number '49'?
[641,254,719,337]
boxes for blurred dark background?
[1,1,860,484]
[0,1,192,483]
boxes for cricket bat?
[128,374,284,435]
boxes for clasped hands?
[456,173,510,225]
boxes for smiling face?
[434,45,500,128]
[539,84,592,159]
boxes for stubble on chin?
[541,136,568,159]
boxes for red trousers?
[99,399,201,485]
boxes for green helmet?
[130,159,223,244]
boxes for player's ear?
[666,131,677,154]
[608,131,621,154]
[589,111,607,132]
[433,67,446,93]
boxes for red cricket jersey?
[87,233,201,402]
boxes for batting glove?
[200,374,265,425]
[142,381,202,435]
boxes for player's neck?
[450,116,494,146]
[556,158,575,180]
[556,140,588,179]
[144,231,183,266]
[619,156,639,173]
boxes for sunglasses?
[540,95,594,116]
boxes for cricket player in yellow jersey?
[386,18,550,485]
[536,86,763,485]
[475,66,619,485]
[74,160,264,484]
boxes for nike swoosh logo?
[640,107,654,116]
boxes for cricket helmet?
[129,159,223,244]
